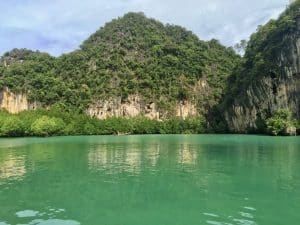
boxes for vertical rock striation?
[224,3,300,132]
[0,88,39,113]
[87,94,198,120]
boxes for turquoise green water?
[0,135,299,225]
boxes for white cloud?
[0,0,288,56]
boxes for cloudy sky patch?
[0,0,289,56]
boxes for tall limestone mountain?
[222,0,300,132]
[0,12,240,119]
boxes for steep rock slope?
[0,87,39,113]
[223,1,300,132]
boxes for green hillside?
[0,12,240,114]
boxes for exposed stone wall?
[87,95,158,119]
[0,88,39,113]
[0,88,199,119]
[87,94,198,120]
[224,35,300,132]
[176,100,198,119]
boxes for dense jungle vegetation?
[0,109,205,137]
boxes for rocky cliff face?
[0,88,198,120]
[0,88,39,113]
[175,100,198,119]
[87,94,198,120]
[225,74,300,132]
[224,24,300,132]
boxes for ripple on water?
[0,222,9,225]
[28,219,80,225]
[243,206,256,211]
[206,220,224,225]
[239,211,254,219]
[233,218,257,225]
[203,212,220,218]
[10,208,80,225]
[203,213,222,225]
[16,210,39,218]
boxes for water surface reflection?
[0,154,26,180]
[0,135,299,225]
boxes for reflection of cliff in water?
[87,142,161,174]
[177,143,197,166]
[0,153,26,180]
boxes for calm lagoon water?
[0,135,299,225]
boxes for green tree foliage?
[0,115,25,137]
[234,39,248,54]
[296,120,300,134]
[31,116,65,137]
[0,108,206,137]
[266,109,296,136]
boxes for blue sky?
[0,0,289,56]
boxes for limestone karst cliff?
[0,88,39,113]
[223,1,300,132]
[87,94,198,120]
[0,88,198,120]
